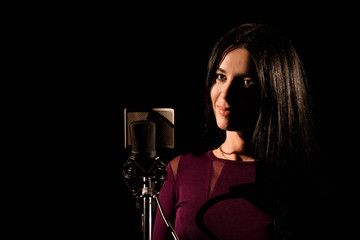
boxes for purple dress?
[153,150,274,240]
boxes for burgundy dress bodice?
[153,150,274,240]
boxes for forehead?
[218,48,252,73]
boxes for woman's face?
[210,48,260,131]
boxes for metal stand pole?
[141,177,153,240]
[122,154,169,240]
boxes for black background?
[21,3,358,239]
[114,6,356,240]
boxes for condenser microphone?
[121,119,178,240]
[128,120,159,175]
[130,120,157,159]
[122,120,167,195]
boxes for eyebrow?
[216,68,226,73]
[216,68,253,77]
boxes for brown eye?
[243,78,255,88]
[215,74,226,82]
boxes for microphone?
[130,120,157,166]
[121,119,179,240]
[121,120,168,240]
[122,120,167,195]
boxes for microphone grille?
[130,120,156,158]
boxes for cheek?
[210,85,219,106]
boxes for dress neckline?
[208,150,256,165]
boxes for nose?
[221,78,238,102]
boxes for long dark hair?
[204,23,318,239]
[205,23,317,168]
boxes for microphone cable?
[154,194,179,240]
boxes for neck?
[223,131,249,152]
[216,130,254,162]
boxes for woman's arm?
[152,156,180,239]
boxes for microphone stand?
[141,175,179,240]
[122,120,178,240]
[141,176,154,240]
[122,155,175,240]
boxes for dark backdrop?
[114,8,355,240]
[33,4,357,239]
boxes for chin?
[215,118,230,130]
[216,116,251,132]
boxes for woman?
[153,23,317,240]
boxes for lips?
[217,106,231,116]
